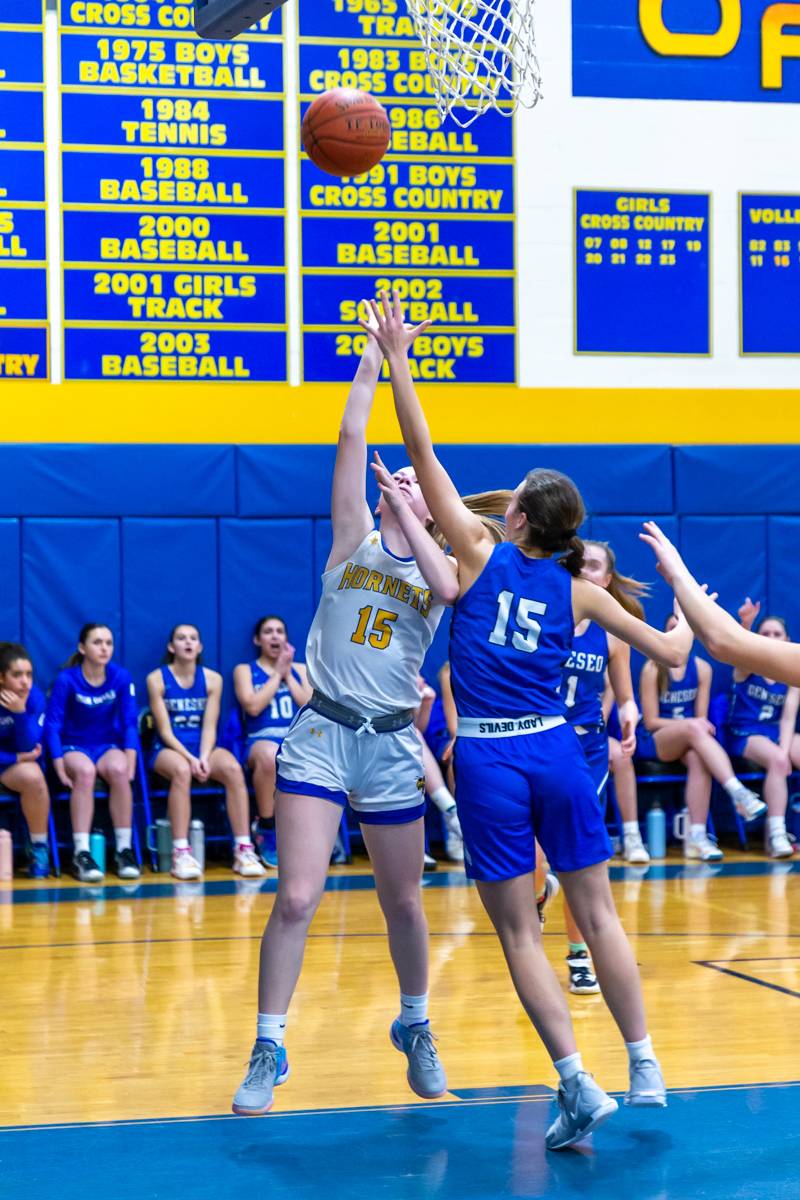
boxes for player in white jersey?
[232,331,460,1117]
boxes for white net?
[405,0,542,128]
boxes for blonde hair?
[427,490,513,551]
[583,540,649,620]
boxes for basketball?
[301,88,391,177]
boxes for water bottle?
[0,830,12,880]
[90,830,106,874]
[190,819,205,871]
[646,802,666,859]
[672,809,688,842]
[146,818,173,873]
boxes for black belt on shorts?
[308,689,414,734]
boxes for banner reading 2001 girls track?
[59,0,287,382]
[298,0,517,384]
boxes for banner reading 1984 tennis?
[58,0,287,382]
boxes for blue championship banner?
[299,0,517,384]
[573,1,800,104]
[575,189,711,356]
[741,194,800,354]
[59,0,287,381]
[0,1,48,380]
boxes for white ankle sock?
[767,816,786,836]
[722,777,748,799]
[399,992,429,1026]
[73,832,90,854]
[114,827,132,852]
[430,786,454,814]
[257,1013,287,1044]
[173,838,189,851]
[625,1034,654,1064]
[236,839,254,851]
[553,1052,583,1082]
[30,832,48,845]
[623,821,640,836]
[689,824,706,841]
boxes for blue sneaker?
[251,820,278,869]
[232,1039,289,1115]
[390,1019,447,1099]
[27,842,50,879]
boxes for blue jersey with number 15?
[450,544,573,719]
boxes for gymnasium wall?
[3,442,799,706]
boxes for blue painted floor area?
[2,1083,799,1200]
[2,858,798,905]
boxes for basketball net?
[405,0,542,128]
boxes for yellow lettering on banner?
[639,0,741,57]
[762,4,800,88]
[0,354,39,377]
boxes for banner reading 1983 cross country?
[298,0,517,384]
[59,0,287,382]
[0,0,49,380]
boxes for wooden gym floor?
[0,853,797,1199]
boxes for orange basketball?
[301,89,391,177]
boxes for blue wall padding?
[237,443,674,517]
[767,518,800,632]
[121,518,220,694]
[680,517,767,618]
[675,446,800,515]
[0,444,237,517]
[0,520,20,640]
[1,445,796,706]
[22,519,122,687]
[218,518,315,676]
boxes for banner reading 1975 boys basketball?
[573,1,800,103]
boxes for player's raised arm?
[640,521,800,686]
[361,292,491,577]
[573,577,692,668]
[327,327,383,571]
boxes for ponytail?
[584,541,649,620]
[64,622,112,669]
[427,490,513,551]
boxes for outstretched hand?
[369,451,407,516]
[639,521,686,585]
[359,290,430,360]
[738,596,761,631]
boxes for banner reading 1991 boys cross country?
[298,0,517,384]
[59,0,287,382]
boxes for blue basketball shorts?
[453,722,613,882]
[574,726,610,797]
[61,743,121,765]
[634,729,659,762]
[726,725,780,760]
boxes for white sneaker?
[536,872,560,927]
[624,829,651,865]
[766,828,795,859]
[733,789,767,822]
[545,1072,618,1150]
[443,807,464,862]
[233,845,267,877]
[684,833,723,862]
[171,848,202,880]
